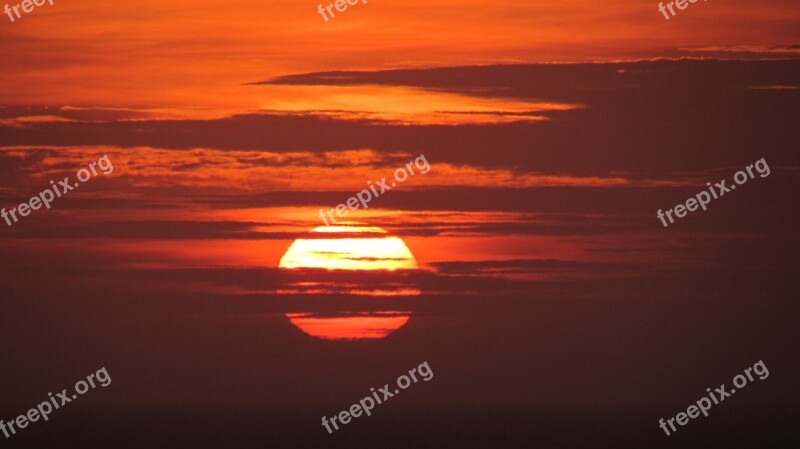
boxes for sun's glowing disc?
[279,225,419,340]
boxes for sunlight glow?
[279,225,419,340]
[286,312,411,340]
[279,226,418,271]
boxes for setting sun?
[279,225,419,340]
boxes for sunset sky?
[1,1,798,448]
[2,0,799,107]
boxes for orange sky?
[1,0,798,108]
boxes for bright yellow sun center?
[278,225,418,271]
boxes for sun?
[279,224,420,340]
